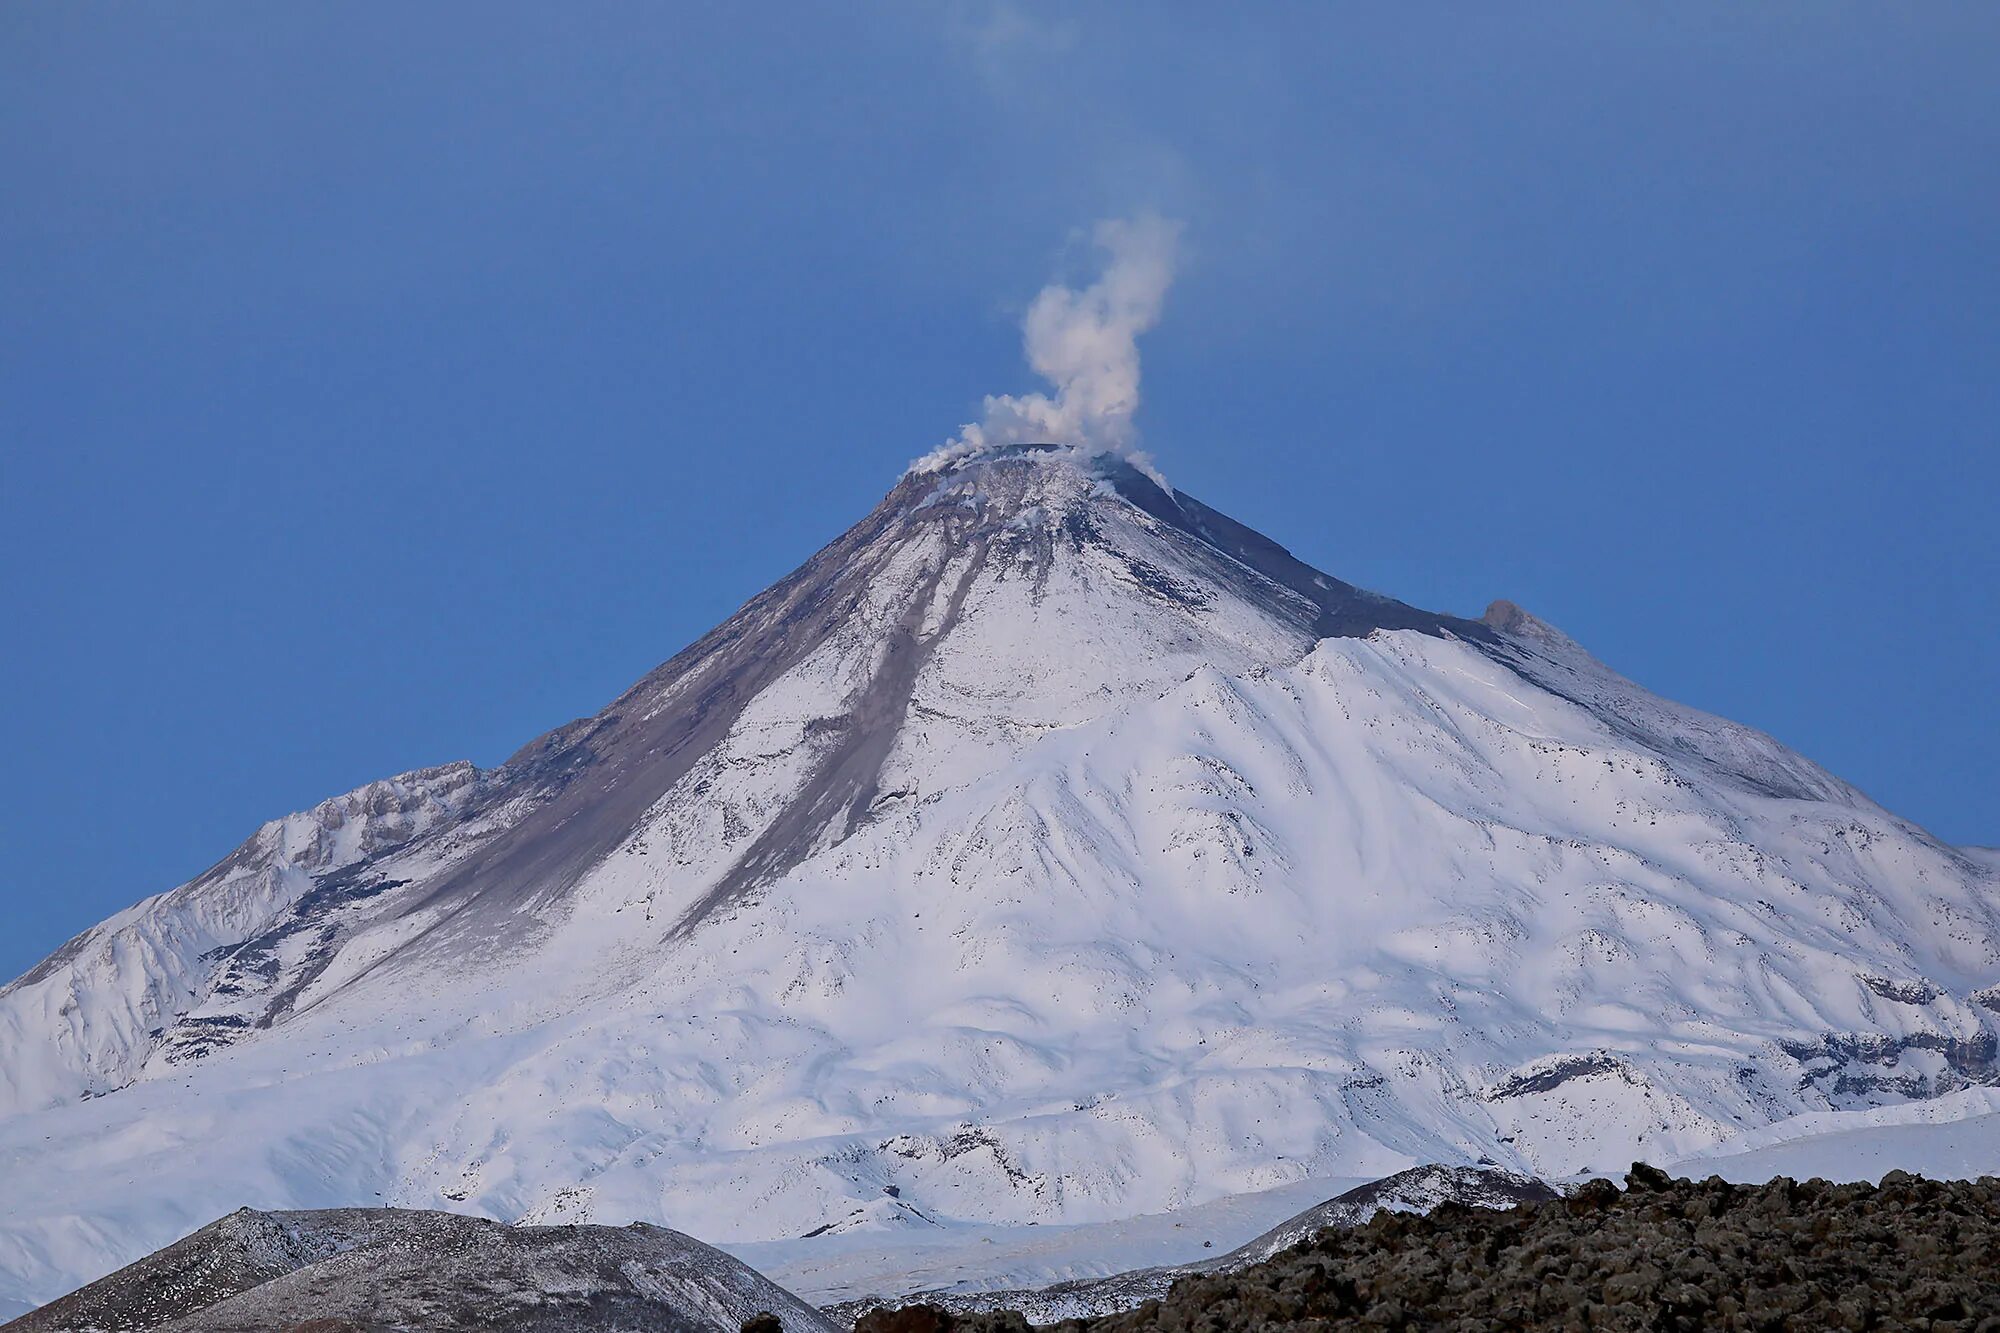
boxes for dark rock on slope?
[862,1166,2000,1333]
[3,1207,837,1333]
[1218,1164,1558,1269]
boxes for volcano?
[3,444,1996,1315]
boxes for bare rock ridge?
[1,1207,838,1333]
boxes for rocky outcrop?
[903,1166,2000,1332]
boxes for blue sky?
[3,4,1995,980]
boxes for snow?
[726,1173,1356,1308]
[1,447,1995,1316]
[1668,1087,2000,1184]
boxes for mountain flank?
[3,443,1996,1315]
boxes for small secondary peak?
[1481,599,1579,652]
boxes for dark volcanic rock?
[3,1206,836,1333]
[854,1306,1030,1333]
[1219,1164,1557,1268]
[885,1167,2000,1333]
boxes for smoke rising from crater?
[916,215,1183,475]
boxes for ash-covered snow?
[2,445,1997,1315]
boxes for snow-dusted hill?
[3,444,1996,1316]
[4,1206,837,1333]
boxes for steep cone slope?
[2,445,1996,1317]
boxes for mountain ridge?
[2,1205,838,1333]
[2,444,1995,1316]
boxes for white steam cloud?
[915,214,1183,476]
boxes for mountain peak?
[895,444,1488,645]
[901,441,1128,523]
[5,445,1993,1317]
[1481,598,1572,648]
[898,442,1169,536]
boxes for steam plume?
[915,215,1183,476]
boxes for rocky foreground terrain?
[855,1167,2000,1332]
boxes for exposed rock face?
[854,1308,1031,1333]
[2,1207,837,1333]
[925,1166,2000,1332]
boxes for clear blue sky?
[3,5,1995,981]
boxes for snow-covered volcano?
[3,444,1996,1314]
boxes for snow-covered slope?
[3,444,1995,1316]
[0,762,488,1113]
[1669,1085,2000,1185]
[823,1165,1558,1324]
